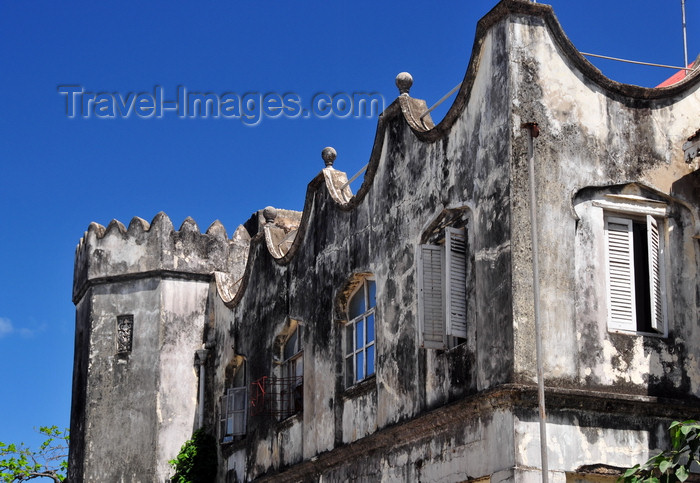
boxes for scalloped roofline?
[420,0,700,142]
[76,0,698,310]
[349,0,700,206]
[222,0,700,309]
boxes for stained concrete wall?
[75,278,209,482]
[69,214,248,482]
[80,278,160,482]
[70,1,700,482]
[515,412,668,483]
[504,7,700,396]
[205,14,518,481]
[203,2,699,481]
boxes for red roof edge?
[657,55,699,87]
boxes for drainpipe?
[521,122,549,483]
[195,349,209,429]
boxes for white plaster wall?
[277,418,303,468]
[156,279,209,482]
[416,410,515,483]
[84,279,161,482]
[515,416,666,480]
[341,388,377,444]
[201,8,699,482]
[226,449,246,482]
[508,14,700,388]
[302,353,335,459]
[80,277,208,483]
[319,409,515,483]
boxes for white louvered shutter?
[418,244,446,349]
[605,217,636,332]
[445,228,468,339]
[646,215,663,332]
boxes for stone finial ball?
[395,72,413,96]
[263,206,277,224]
[322,146,337,167]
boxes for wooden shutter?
[605,217,636,332]
[418,244,446,349]
[445,227,467,339]
[646,215,663,332]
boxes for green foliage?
[621,420,700,483]
[169,429,217,483]
[0,426,68,483]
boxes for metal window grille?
[250,375,304,420]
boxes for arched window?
[344,277,376,387]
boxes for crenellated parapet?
[73,212,249,303]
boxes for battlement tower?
[69,213,242,482]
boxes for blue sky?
[0,0,697,467]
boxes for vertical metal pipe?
[682,0,689,71]
[196,349,209,429]
[523,122,548,483]
[198,363,206,429]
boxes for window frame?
[280,324,303,419]
[220,387,248,442]
[595,196,668,336]
[344,277,376,388]
[417,226,469,350]
[220,359,247,442]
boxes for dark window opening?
[632,221,652,332]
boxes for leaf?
[658,460,672,474]
[671,426,684,451]
[0,427,69,482]
[676,466,689,482]
[654,453,668,465]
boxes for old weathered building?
[68,1,700,481]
